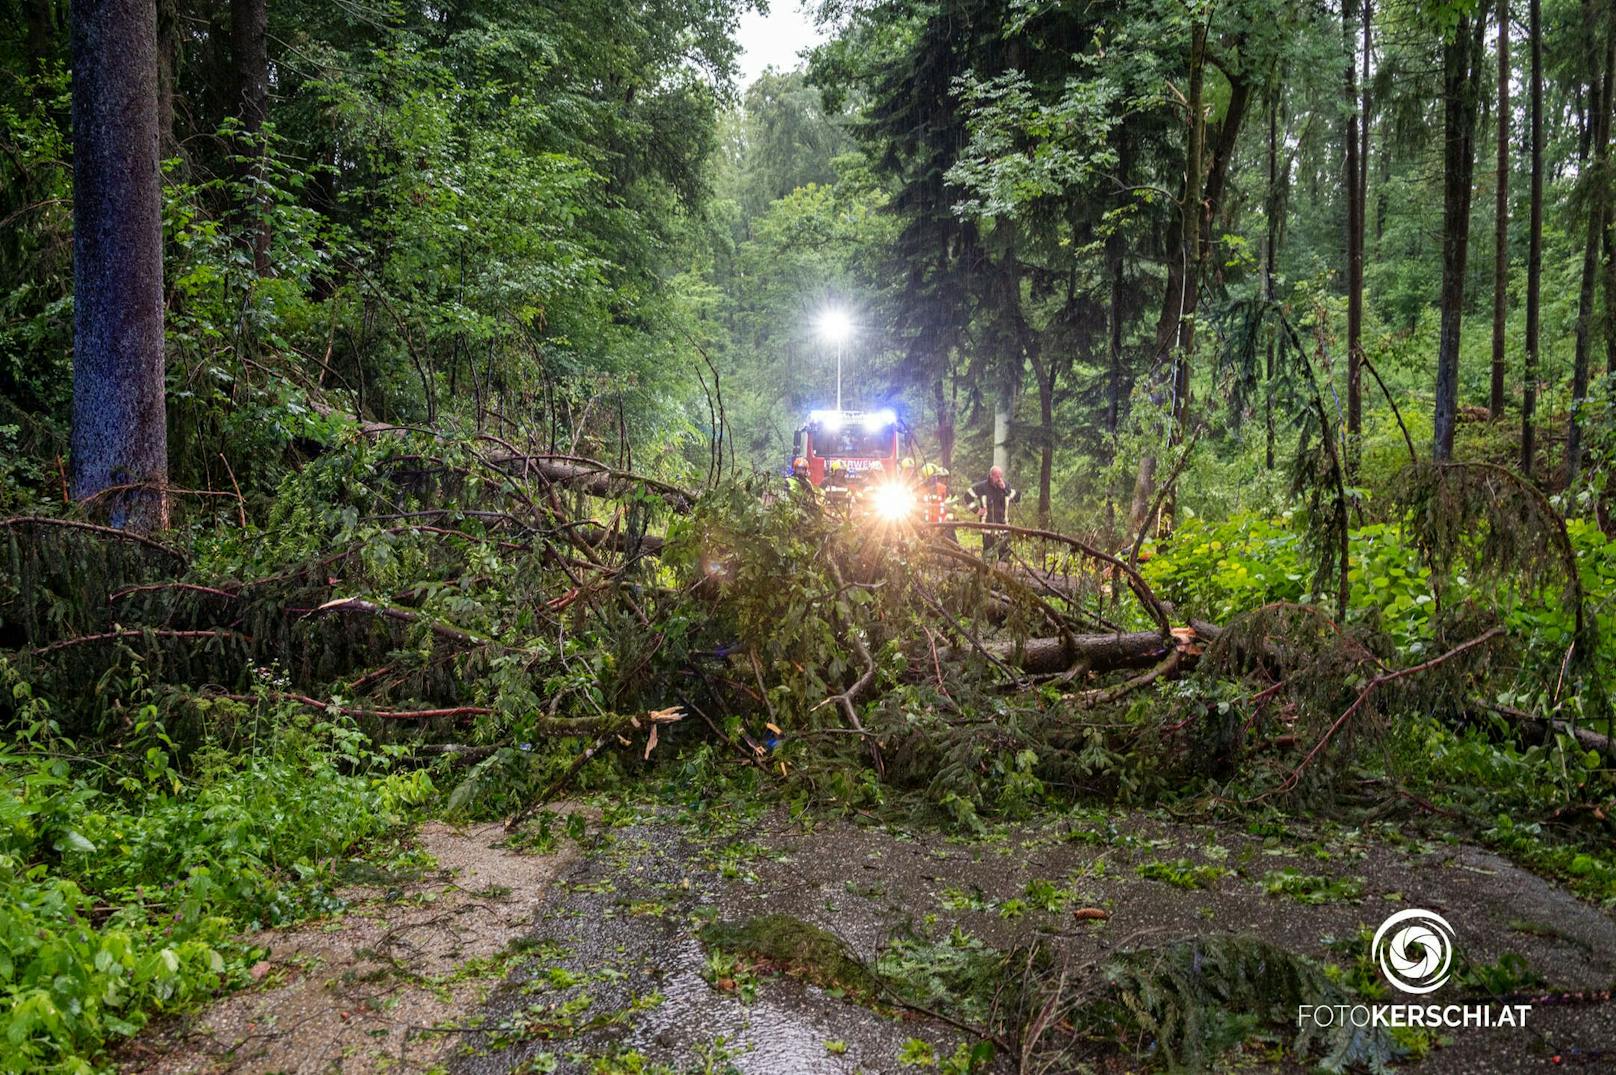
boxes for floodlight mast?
[818,308,854,411]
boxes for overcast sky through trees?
[735,0,824,85]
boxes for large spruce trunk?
[1567,16,1613,481]
[1522,0,1544,476]
[69,0,169,533]
[231,0,271,275]
[1492,0,1511,418]
[1433,12,1485,461]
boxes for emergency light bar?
[808,408,896,431]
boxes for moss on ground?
[697,913,882,1000]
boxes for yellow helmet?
[900,457,915,470]
[828,458,846,473]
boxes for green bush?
[0,679,430,1072]
[1145,508,1615,673]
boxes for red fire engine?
[788,409,949,523]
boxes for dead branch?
[1266,625,1506,797]
[823,558,886,774]
[30,628,246,656]
[478,450,694,512]
[1068,648,1183,708]
[933,522,1173,638]
[109,581,242,603]
[503,707,684,830]
[920,540,1078,644]
[1480,700,1616,760]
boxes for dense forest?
[2,0,1616,1071]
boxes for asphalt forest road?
[446,807,1616,1074]
[128,805,1616,1074]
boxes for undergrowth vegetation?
[0,666,431,1071]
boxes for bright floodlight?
[818,308,854,345]
[870,481,917,522]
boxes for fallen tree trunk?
[308,400,696,513]
[1481,701,1616,761]
[938,625,1214,676]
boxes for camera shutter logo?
[1372,909,1455,994]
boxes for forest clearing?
[3,0,1616,1072]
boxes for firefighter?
[823,458,850,511]
[966,465,1018,559]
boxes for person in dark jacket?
[966,465,1018,559]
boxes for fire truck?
[788,409,950,523]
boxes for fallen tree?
[2,427,1606,830]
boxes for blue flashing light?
[864,408,896,432]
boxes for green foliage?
[1148,500,1616,688]
[1260,869,1366,904]
[1098,936,1400,1072]
[1394,717,1616,905]
[1141,512,1311,621]
[1135,857,1231,890]
[876,929,1006,1027]
[0,680,425,1070]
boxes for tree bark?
[1491,0,1510,418]
[933,376,955,472]
[1028,344,1055,526]
[1345,0,1364,473]
[1607,194,1616,379]
[1522,0,1544,477]
[1128,454,1156,537]
[1136,19,1207,535]
[69,0,169,533]
[1107,126,1129,443]
[1360,0,1372,264]
[24,0,59,76]
[1433,12,1485,461]
[1567,16,1613,482]
[231,0,271,275]
[1265,87,1283,471]
[1170,19,1207,447]
[1108,230,1125,440]
[1133,26,1249,531]
[155,0,178,153]
[993,381,1013,474]
[940,627,1212,677]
